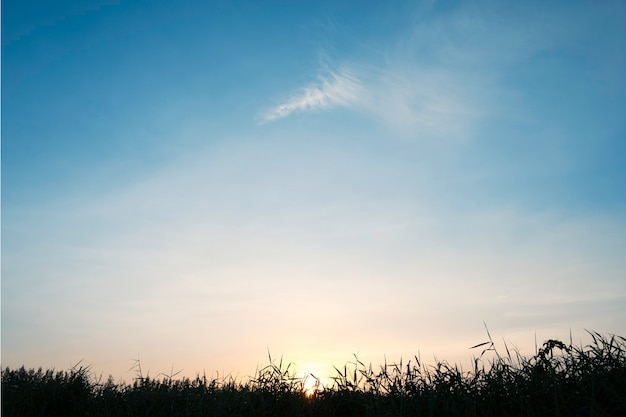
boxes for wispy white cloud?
[261,59,483,141]
[262,58,485,141]
[260,2,584,139]
[364,67,485,140]
[261,66,362,122]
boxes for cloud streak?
[262,56,484,141]
[260,3,587,139]
[262,67,361,122]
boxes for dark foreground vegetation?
[3,331,626,417]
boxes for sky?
[2,0,626,385]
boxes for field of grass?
[3,330,626,416]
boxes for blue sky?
[3,0,626,384]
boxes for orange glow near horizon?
[295,361,334,396]
[301,373,321,397]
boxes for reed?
[3,330,625,416]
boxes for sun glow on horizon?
[295,362,333,397]
[301,373,322,397]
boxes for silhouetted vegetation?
[3,330,626,416]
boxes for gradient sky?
[3,0,626,385]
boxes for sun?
[296,361,331,397]
[301,372,321,397]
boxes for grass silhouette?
[3,330,626,416]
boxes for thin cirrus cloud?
[261,58,484,143]
[259,4,580,137]
[261,66,362,122]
